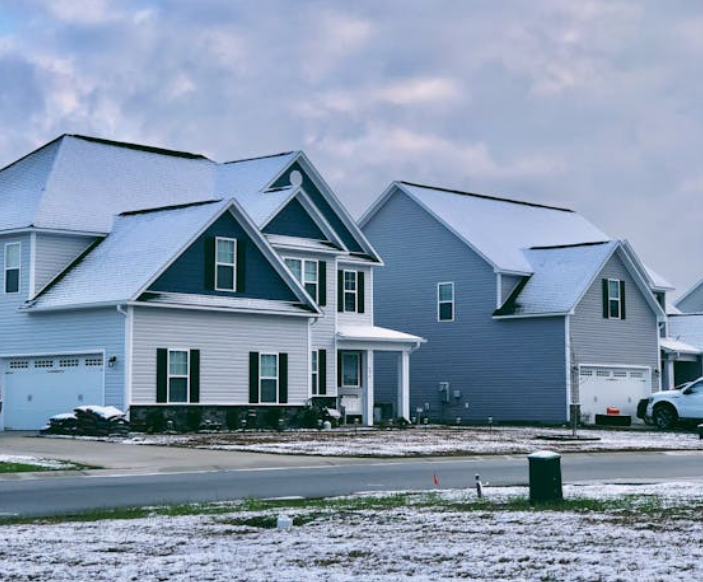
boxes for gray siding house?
[361,181,669,424]
[0,135,422,430]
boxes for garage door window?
[168,350,189,403]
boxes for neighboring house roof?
[360,181,610,275]
[660,337,702,355]
[667,314,703,351]
[496,241,617,316]
[25,199,319,314]
[495,240,665,318]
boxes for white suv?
[646,378,703,429]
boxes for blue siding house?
[361,181,670,424]
[0,135,422,429]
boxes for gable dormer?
[271,161,367,255]
[149,209,298,302]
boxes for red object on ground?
[433,474,439,486]
[606,407,620,415]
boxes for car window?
[686,381,703,395]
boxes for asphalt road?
[1,451,702,517]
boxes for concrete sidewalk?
[0,432,363,478]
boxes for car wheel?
[653,404,678,430]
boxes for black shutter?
[620,280,626,320]
[319,349,327,395]
[156,348,168,403]
[189,349,200,403]
[236,240,246,293]
[205,237,216,291]
[249,352,259,403]
[337,350,342,387]
[602,279,609,319]
[279,353,288,404]
[318,261,327,306]
[357,271,365,313]
[337,270,344,312]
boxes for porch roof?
[337,325,425,346]
[660,337,702,356]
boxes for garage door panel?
[3,355,104,430]
[578,366,651,423]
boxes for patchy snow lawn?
[0,455,80,472]
[114,426,703,457]
[2,482,703,581]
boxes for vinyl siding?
[272,162,364,253]
[263,197,326,240]
[570,250,661,400]
[150,211,297,301]
[337,264,374,327]
[131,307,310,405]
[0,233,125,413]
[278,250,337,396]
[364,188,568,423]
[34,232,96,292]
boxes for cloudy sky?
[0,0,701,294]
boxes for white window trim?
[607,278,622,320]
[259,352,279,404]
[215,237,237,292]
[437,282,455,322]
[341,351,361,388]
[4,242,21,295]
[167,348,190,404]
[311,349,319,395]
[343,269,358,313]
[286,257,319,302]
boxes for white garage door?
[2,355,105,430]
[578,366,651,422]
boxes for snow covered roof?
[28,200,230,309]
[26,199,319,313]
[668,314,703,351]
[265,234,342,253]
[370,182,611,275]
[497,242,618,316]
[139,292,313,315]
[0,135,299,234]
[337,325,425,344]
[660,337,702,355]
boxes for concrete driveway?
[0,432,353,477]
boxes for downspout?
[116,305,131,419]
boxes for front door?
[338,351,363,417]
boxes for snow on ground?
[2,483,703,581]
[115,425,703,457]
[0,455,77,470]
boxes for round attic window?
[289,170,303,188]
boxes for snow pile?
[2,483,703,581]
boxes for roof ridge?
[119,199,223,217]
[528,241,612,250]
[400,181,574,213]
[69,134,211,161]
[222,151,297,165]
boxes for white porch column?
[364,351,374,426]
[397,350,410,420]
[666,360,675,391]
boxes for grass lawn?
[0,461,57,474]
[2,482,703,581]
